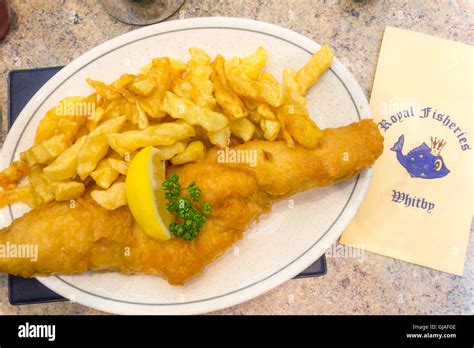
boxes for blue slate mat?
[7,66,327,305]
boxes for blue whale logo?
[391,135,450,179]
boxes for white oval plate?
[0,17,372,314]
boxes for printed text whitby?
[392,190,435,213]
[378,106,471,151]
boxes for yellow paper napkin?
[340,26,473,275]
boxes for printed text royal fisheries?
[378,106,471,151]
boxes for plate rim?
[1,17,373,314]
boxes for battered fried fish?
[0,119,383,285]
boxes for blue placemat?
[7,66,327,305]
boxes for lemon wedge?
[125,146,174,241]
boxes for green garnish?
[162,173,211,241]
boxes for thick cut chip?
[43,135,87,181]
[55,118,79,142]
[107,158,128,175]
[154,142,186,160]
[51,181,85,201]
[258,71,279,85]
[77,116,126,180]
[21,134,71,167]
[88,106,104,129]
[138,57,172,118]
[0,160,30,190]
[28,168,54,205]
[226,46,268,80]
[260,119,281,141]
[111,73,134,90]
[170,141,206,165]
[35,96,90,144]
[223,47,281,107]
[161,92,228,132]
[225,73,282,107]
[171,78,192,99]
[247,109,261,124]
[295,43,333,95]
[231,118,255,142]
[135,101,149,130]
[90,159,119,189]
[208,126,231,148]
[211,55,247,119]
[185,48,216,109]
[127,74,156,96]
[91,181,127,210]
[168,58,189,79]
[276,68,323,149]
[0,185,37,208]
[107,120,195,156]
[87,78,122,100]
[257,103,277,120]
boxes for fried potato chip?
[208,126,231,148]
[247,103,279,139]
[51,181,85,201]
[241,47,268,79]
[260,119,281,141]
[295,43,333,96]
[34,108,61,144]
[91,181,127,210]
[0,160,30,190]
[185,48,216,110]
[258,71,279,84]
[90,159,120,189]
[108,158,128,175]
[135,101,149,130]
[102,97,149,130]
[21,133,71,167]
[226,73,282,107]
[161,91,228,131]
[223,47,282,107]
[111,73,135,90]
[226,46,268,80]
[154,142,187,160]
[87,78,122,100]
[276,68,323,149]
[242,97,260,111]
[77,116,126,180]
[247,109,261,124]
[0,184,37,208]
[55,118,80,142]
[107,120,195,156]
[231,117,255,142]
[252,125,265,140]
[43,135,87,181]
[171,141,206,165]
[35,97,90,144]
[126,74,156,96]
[28,167,54,205]
[211,55,247,119]
[278,104,321,148]
[171,78,193,99]
[87,105,105,130]
[257,103,277,120]
[138,57,172,118]
[188,48,210,65]
[168,58,189,79]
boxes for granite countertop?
[0,0,472,315]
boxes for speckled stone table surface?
[0,0,472,315]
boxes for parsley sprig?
[162,174,211,241]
